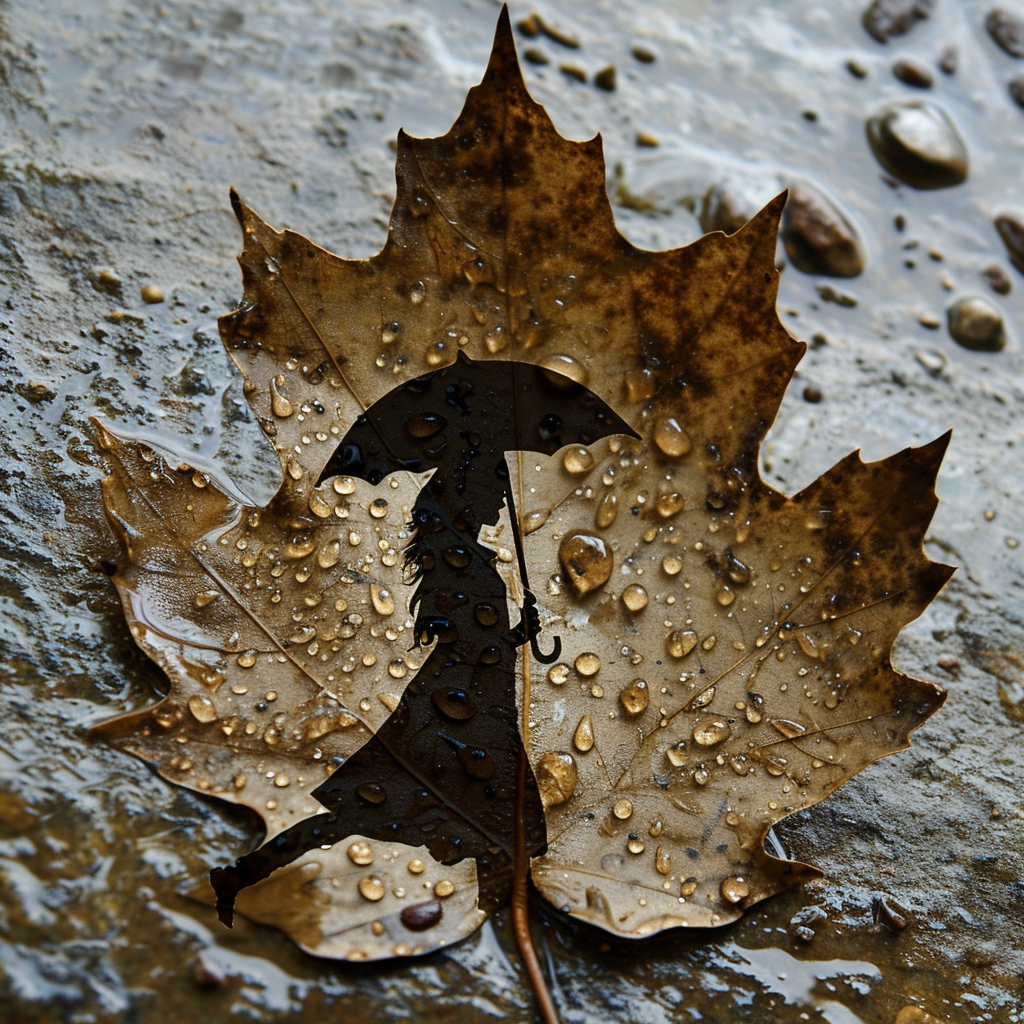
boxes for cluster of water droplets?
[514,394,881,927]
[110,432,437,836]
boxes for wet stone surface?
[986,7,1024,57]
[862,0,934,43]
[782,182,865,278]
[1,1,1022,1023]
[947,296,1008,351]
[996,212,1024,274]
[866,101,969,189]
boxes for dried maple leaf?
[95,3,952,997]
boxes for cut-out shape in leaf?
[95,2,952,990]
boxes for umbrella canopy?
[318,351,637,533]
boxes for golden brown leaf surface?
[96,10,952,954]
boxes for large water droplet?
[286,535,315,559]
[656,846,672,875]
[653,416,692,458]
[188,694,218,723]
[371,583,395,616]
[539,353,589,388]
[771,719,807,739]
[612,798,633,820]
[358,876,386,901]
[270,374,294,418]
[621,584,648,612]
[689,685,716,709]
[563,446,595,474]
[624,368,656,402]
[574,652,601,677]
[573,715,595,752]
[619,679,649,716]
[318,539,341,569]
[309,493,333,518]
[667,630,698,658]
[595,492,618,528]
[665,743,687,767]
[720,876,750,904]
[535,751,578,808]
[523,509,550,534]
[432,688,476,720]
[548,663,570,685]
[656,491,685,518]
[559,532,613,596]
[693,720,732,747]
[443,545,472,569]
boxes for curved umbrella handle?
[522,591,561,664]
[531,631,561,665]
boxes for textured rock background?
[0,1,1021,1021]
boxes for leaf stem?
[513,745,561,1024]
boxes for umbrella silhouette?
[212,353,637,920]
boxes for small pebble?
[141,284,164,304]
[938,44,958,74]
[802,385,823,403]
[983,264,1012,294]
[699,181,763,235]
[918,312,941,329]
[995,213,1024,273]
[518,13,579,48]
[914,347,946,376]
[893,57,933,86]
[524,48,549,66]
[817,284,857,307]
[594,66,616,91]
[947,296,1006,351]
[781,182,865,277]
[636,132,660,148]
[862,0,934,43]
[794,925,816,943]
[846,58,869,78]
[1010,73,1024,109]
[872,894,909,931]
[559,64,586,83]
[92,268,122,295]
[986,8,1024,57]
[631,46,656,63]
[17,380,56,403]
[517,14,539,36]
[866,101,969,189]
